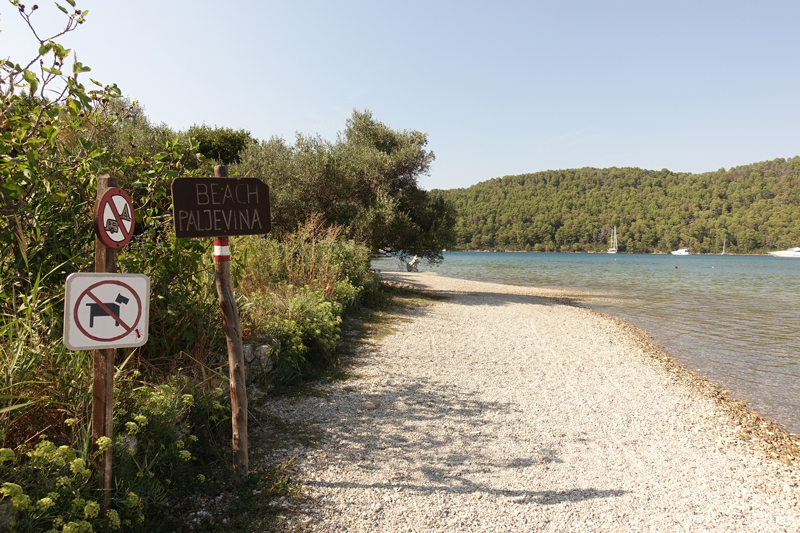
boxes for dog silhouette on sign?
[86,293,130,327]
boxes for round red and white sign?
[94,187,135,249]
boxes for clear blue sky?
[3,1,799,190]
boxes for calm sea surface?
[372,252,800,434]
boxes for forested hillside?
[437,158,800,254]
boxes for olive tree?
[234,110,455,262]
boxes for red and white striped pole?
[214,238,230,262]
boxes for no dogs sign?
[63,273,150,350]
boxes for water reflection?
[372,252,800,434]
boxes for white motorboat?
[768,246,800,258]
[607,226,618,254]
[671,248,691,255]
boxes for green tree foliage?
[437,161,800,254]
[0,1,218,369]
[185,124,254,165]
[1,2,119,282]
[102,98,177,157]
[233,110,456,262]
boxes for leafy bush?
[0,439,140,532]
[0,377,230,532]
[239,215,372,301]
[1,2,222,376]
[186,124,254,165]
[245,286,342,384]
[235,217,377,383]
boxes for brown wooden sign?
[171,177,271,238]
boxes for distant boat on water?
[671,248,691,255]
[721,237,728,255]
[607,226,618,254]
[768,246,800,258]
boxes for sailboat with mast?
[607,226,618,254]
[721,237,728,255]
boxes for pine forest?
[435,157,800,254]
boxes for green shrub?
[245,287,342,384]
[117,224,222,373]
[238,215,372,303]
[0,439,137,532]
[0,436,145,532]
[0,377,230,532]
[235,217,376,384]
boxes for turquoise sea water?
[372,251,800,435]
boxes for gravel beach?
[257,272,800,532]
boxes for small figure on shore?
[406,255,420,272]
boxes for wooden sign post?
[63,175,146,504]
[93,174,118,502]
[170,167,270,476]
[76,174,146,504]
[212,165,248,474]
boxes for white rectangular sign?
[63,273,150,351]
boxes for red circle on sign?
[73,280,143,343]
[94,187,135,249]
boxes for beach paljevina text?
[175,181,266,234]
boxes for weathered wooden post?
[93,173,117,502]
[170,167,270,476]
[63,174,148,507]
[213,164,248,475]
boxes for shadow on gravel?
[281,371,629,509]
[304,478,627,506]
